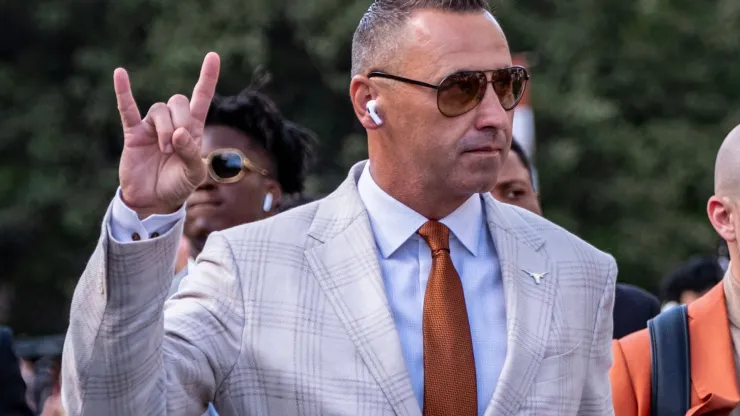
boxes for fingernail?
[164,144,173,154]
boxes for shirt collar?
[357,162,484,258]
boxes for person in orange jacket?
[610,125,740,415]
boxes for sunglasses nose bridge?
[199,157,211,180]
[202,166,220,186]
[475,77,507,112]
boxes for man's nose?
[473,84,511,131]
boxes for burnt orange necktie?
[418,220,477,416]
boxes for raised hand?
[115,52,220,219]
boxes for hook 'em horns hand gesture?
[115,52,220,219]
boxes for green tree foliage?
[2,0,739,334]
[496,0,740,290]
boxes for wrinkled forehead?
[398,9,512,81]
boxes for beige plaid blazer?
[62,161,616,415]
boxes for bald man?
[610,125,740,415]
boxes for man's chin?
[454,169,499,194]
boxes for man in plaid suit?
[62,0,616,415]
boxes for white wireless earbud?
[262,192,273,212]
[366,100,383,126]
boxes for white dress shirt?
[357,163,507,415]
[109,188,184,243]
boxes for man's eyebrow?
[500,179,534,189]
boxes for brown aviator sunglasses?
[202,148,269,184]
[367,66,529,117]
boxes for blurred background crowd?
[2,0,740,414]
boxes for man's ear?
[708,196,736,243]
[265,181,283,213]
[349,75,381,130]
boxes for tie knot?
[417,220,450,253]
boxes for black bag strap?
[648,304,691,416]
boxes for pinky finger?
[113,68,142,128]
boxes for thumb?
[172,127,206,186]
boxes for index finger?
[190,52,221,126]
[113,68,142,129]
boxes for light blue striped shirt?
[357,164,507,415]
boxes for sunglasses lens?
[210,152,242,180]
[437,72,487,117]
[493,67,527,111]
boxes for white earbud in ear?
[262,192,273,212]
[366,100,383,126]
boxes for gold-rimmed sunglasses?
[202,148,269,184]
[368,66,529,117]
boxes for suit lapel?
[305,162,421,416]
[686,280,739,415]
[482,196,557,415]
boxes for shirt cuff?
[109,187,186,243]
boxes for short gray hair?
[350,0,491,77]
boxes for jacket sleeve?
[578,256,617,415]
[61,201,244,416]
